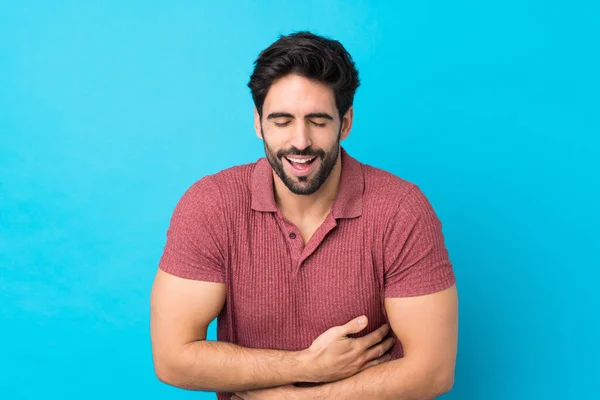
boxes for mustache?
[277,147,325,159]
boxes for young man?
[151,32,458,400]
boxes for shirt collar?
[250,147,364,219]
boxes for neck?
[273,155,342,221]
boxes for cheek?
[316,128,342,147]
[262,135,285,155]
[262,127,293,148]
[262,131,281,144]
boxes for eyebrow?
[266,112,294,119]
[266,112,334,120]
[306,112,334,120]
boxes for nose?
[289,121,312,150]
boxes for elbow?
[153,356,182,388]
[435,372,454,395]
[152,351,203,390]
[431,367,455,396]
[154,365,172,386]
[409,363,454,399]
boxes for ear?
[340,107,354,141]
[254,107,263,140]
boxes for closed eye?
[274,121,291,127]
[310,120,327,127]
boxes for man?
[151,32,458,400]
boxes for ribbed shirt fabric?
[158,147,456,399]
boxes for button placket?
[274,213,303,269]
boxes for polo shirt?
[158,147,456,398]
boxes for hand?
[300,315,394,383]
[234,385,299,400]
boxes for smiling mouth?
[285,156,317,165]
[283,156,318,175]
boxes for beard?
[262,128,341,196]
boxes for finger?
[356,323,390,348]
[363,337,395,362]
[360,353,392,372]
[339,315,369,336]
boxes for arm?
[150,269,394,393]
[303,284,459,399]
[151,269,307,392]
[152,177,312,392]
[297,186,459,399]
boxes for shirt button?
[289,232,297,239]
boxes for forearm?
[302,357,454,400]
[156,339,310,392]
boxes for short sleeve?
[383,185,456,297]
[158,176,226,283]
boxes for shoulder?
[177,160,258,212]
[360,163,439,229]
[361,163,418,211]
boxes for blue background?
[1,1,598,399]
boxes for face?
[254,74,353,195]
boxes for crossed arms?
[150,269,458,399]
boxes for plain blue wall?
[1,1,598,398]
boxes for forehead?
[263,74,337,116]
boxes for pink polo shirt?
[158,147,456,399]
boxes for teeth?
[288,157,314,163]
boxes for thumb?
[341,315,368,336]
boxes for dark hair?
[248,31,360,119]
